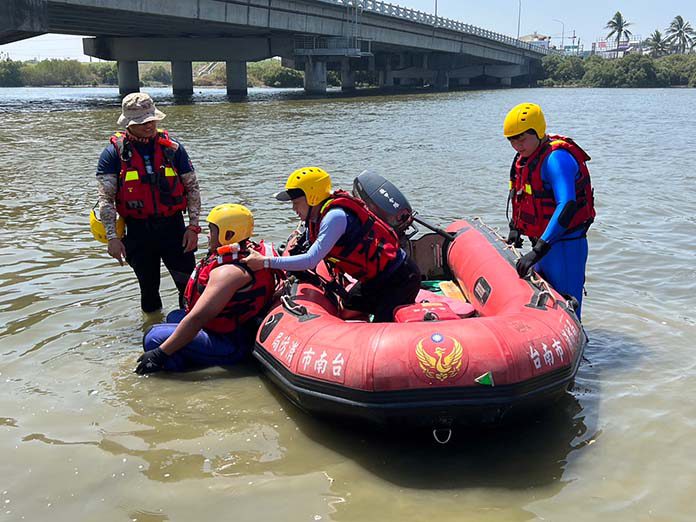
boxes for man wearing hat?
[95,93,202,313]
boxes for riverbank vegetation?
[541,54,696,87]
[0,58,312,88]
[2,54,696,89]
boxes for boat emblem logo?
[415,334,464,382]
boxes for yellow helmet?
[276,167,332,207]
[503,102,546,139]
[207,204,254,245]
[89,205,125,244]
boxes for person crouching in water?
[242,167,421,322]
[136,204,278,374]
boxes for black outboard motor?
[352,169,416,238]
[353,169,455,241]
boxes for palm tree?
[665,15,695,54]
[645,30,669,57]
[605,11,633,58]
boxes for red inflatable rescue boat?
[253,218,586,428]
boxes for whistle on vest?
[216,243,241,260]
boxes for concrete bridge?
[2,0,550,96]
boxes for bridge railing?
[318,0,551,55]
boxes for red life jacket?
[111,130,188,220]
[308,190,401,283]
[183,241,278,334]
[509,134,596,240]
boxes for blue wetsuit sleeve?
[540,149,578,243]
[269,209,348,271]
[96,144,120,175]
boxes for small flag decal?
[475,371,495,386]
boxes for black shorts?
[344,257,421,322]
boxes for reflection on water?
[1,86,695,521]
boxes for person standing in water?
[503,102,596,318]
[95,93,202,313]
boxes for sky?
[1,0,694,61]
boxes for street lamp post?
[517,0,522,39]
[553,18,565,53]
[434,0,438,26]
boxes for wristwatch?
[187,225,202,234]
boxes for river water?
[0,85,694,521]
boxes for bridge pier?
[480,64,526,87]
[226,61,248,97]
[392,66,432,88]
[304,59,327,95]
[341,59,355,92]
[171,61,193,97]
[400,77,423,87]
[433,70,450,91]
[379,62,393,89]
[117,61,139,96]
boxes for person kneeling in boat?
[242,167,421,323]
[503,102,596,318]
[136,204,278,374]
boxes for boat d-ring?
[432,428,453,444]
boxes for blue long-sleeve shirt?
[540,149,582,243]
[268,209,348,271]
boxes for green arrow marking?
[475,371,495,387]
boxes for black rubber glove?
[505,222,524,248]
[135,347,169,375]
[516,239,551,278]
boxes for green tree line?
[4,55,696,89]
[0,58,314,88]
[0,58,120,87]
[193,59,343,88]
[541,53,696,87]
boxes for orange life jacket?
[308,190,401,283]
[112,130,188,220]
[184,241,277,334]
[509,134,595,239]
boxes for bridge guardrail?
[318,0,551,55]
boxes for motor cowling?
[352,169,415,238]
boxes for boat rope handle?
[432,428,452,445]
[474,216,578,311]
[280,294,308,316]
[474,216,523,258]
[529,274,558,307]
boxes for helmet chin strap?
[308,205,321,222]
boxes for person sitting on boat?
[242,167,421,323]
[503,102,596,318]
[136,204,278,374]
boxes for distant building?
[520,32,551,49]
[592,37,643,58]
[561,45,583,56]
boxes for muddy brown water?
[0,86,695,521]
